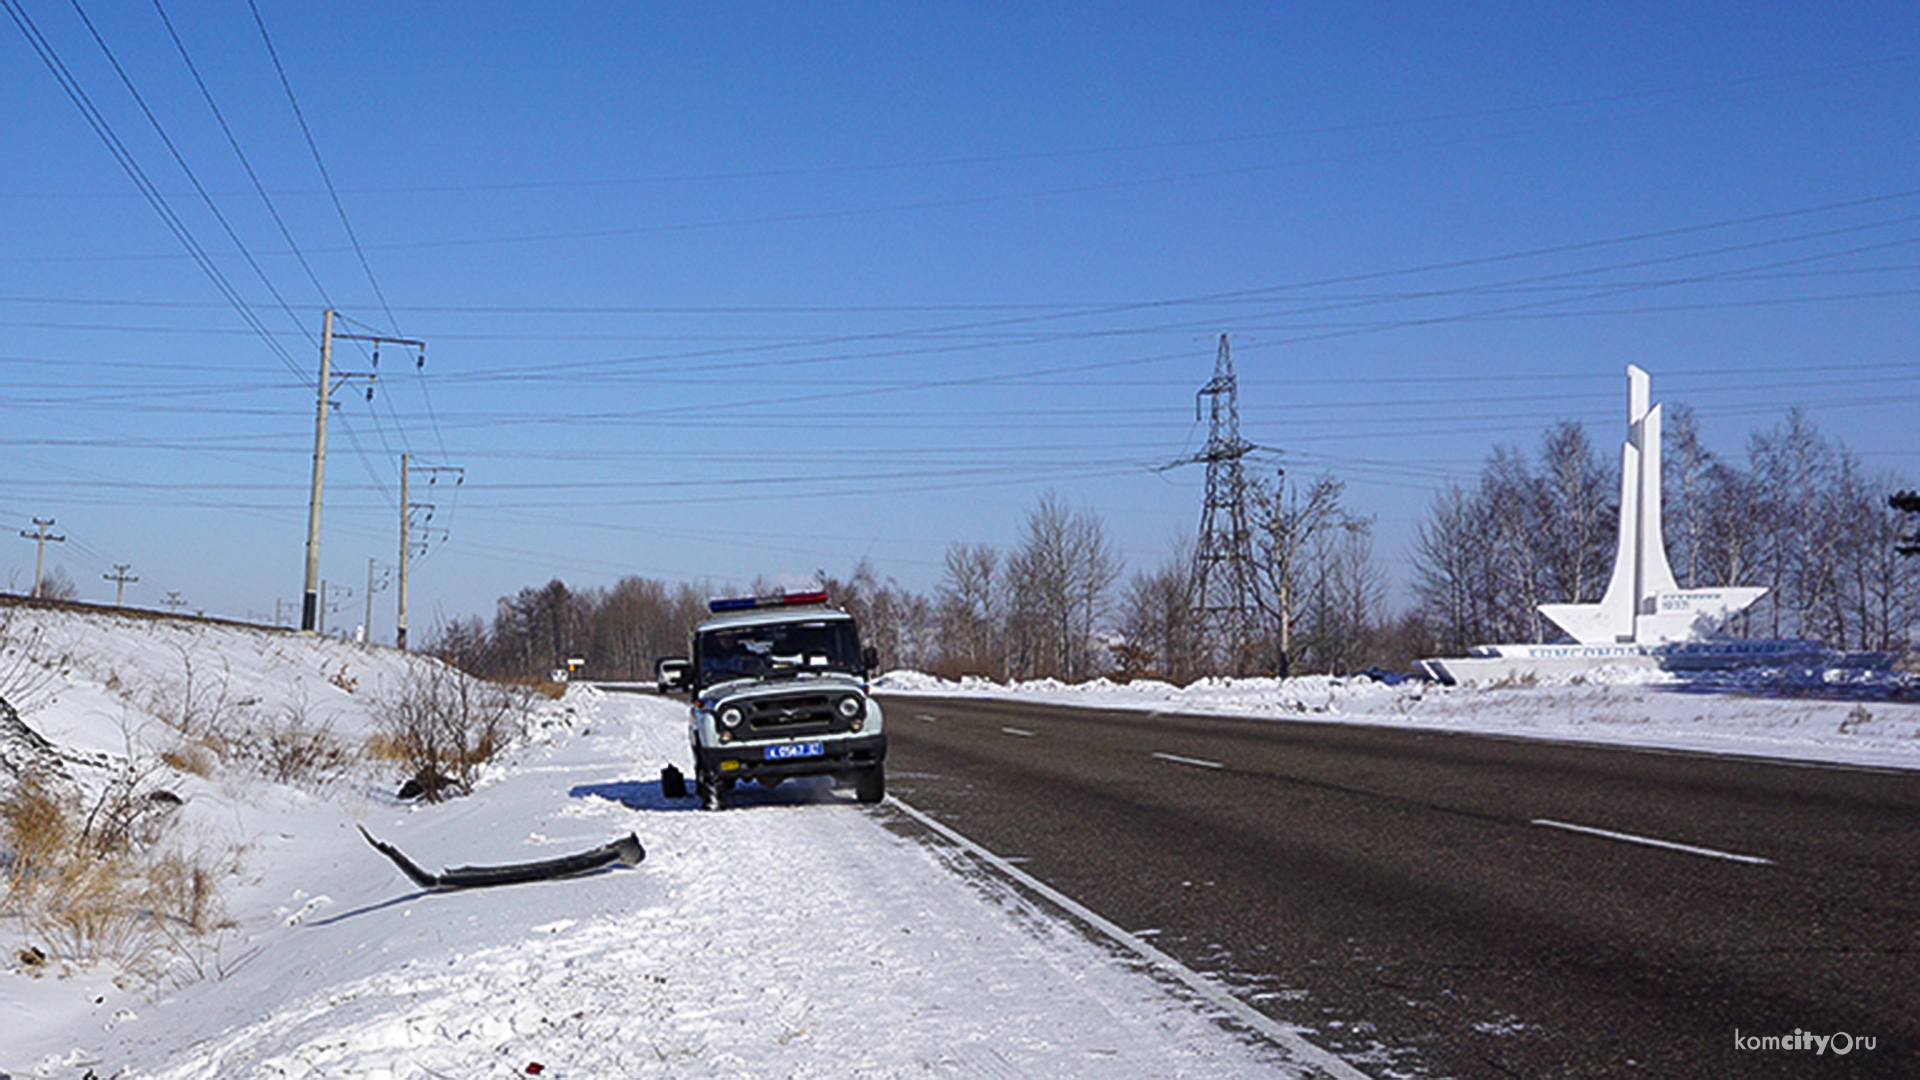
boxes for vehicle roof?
[694,604,853,634]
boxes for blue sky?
[1,2,1916,634]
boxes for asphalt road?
[876,694,1920,1078]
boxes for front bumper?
[694,733,887,781]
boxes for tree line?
[428,408,1918,684]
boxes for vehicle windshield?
[695,618,861,687]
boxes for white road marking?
[888,797,1368,1080]
[1152,751,1224,770]
[1001,726,1037,737]
[914,714,939,722]
[1530,819,1774,866]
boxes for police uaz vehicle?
[656,591,885,811]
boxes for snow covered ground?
[5,604,1917,1079]
[877,661,1920,772]
[0,607,1310,1078]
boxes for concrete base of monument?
[1415,638,1844,686]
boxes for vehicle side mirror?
[655,657,690,694]
[861,646,879,674]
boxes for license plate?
[766,742,824,761]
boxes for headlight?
[837,695,864,720]
[720,706,744,729]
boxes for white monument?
[1538,365,1765,645]
[1419,366,1805,685]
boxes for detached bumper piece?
[358,825,644,891]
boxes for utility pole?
[362,557,391,644]
[398,453,408,649]
[317,579,353,638]
[163,590,186,614]
[19,518,66,598]
[398,453,462,651]
[103,563,137,606]
[302,310,422,633]
[302,310,334,632]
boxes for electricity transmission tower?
[1186,335,1262,674]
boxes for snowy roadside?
[875,664,1920,772]
[114,690,1302,1079]
[2,607,1313,1078]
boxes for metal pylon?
[1189,335,1261,673]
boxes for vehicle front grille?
[742,693,841,735]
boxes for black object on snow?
[357,826,644,891]
[397,767,460,800]
[660,763,687,799]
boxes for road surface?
[878,694,1919,1077]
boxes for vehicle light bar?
[708,590,831,613]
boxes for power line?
[4,50,1911,204]
[245,0,398,335]
[63,0,312,357]
[148,0,336,315]
[0,0,307,382]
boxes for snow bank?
[876,662,1920,771]
[1,604,443,769]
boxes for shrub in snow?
[372,662,531,802]
[0,606,62,719]
[2,758,225,981]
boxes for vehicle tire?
[854,765,885,804]
[698,773,727,811]
[660,764,687,800]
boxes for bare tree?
[1294,519,1385,675]
[1412,483,1501,654]
[486,579,588,679]
[1536,422,1614,608]
[817,559,935,671]
[1253,473,1347,676]
[1748,410,1850,640]
[1664,403,1715,588]
[423,614,494,676]
[583,576,708,679]
[1117,543,1200,683]
[1697,461,1762,594]
[1843,474,1919,650]
[1004,493,1121,680]
[1483,445,1551,643]
[36,568,78,603]
[934,543,1001,677]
